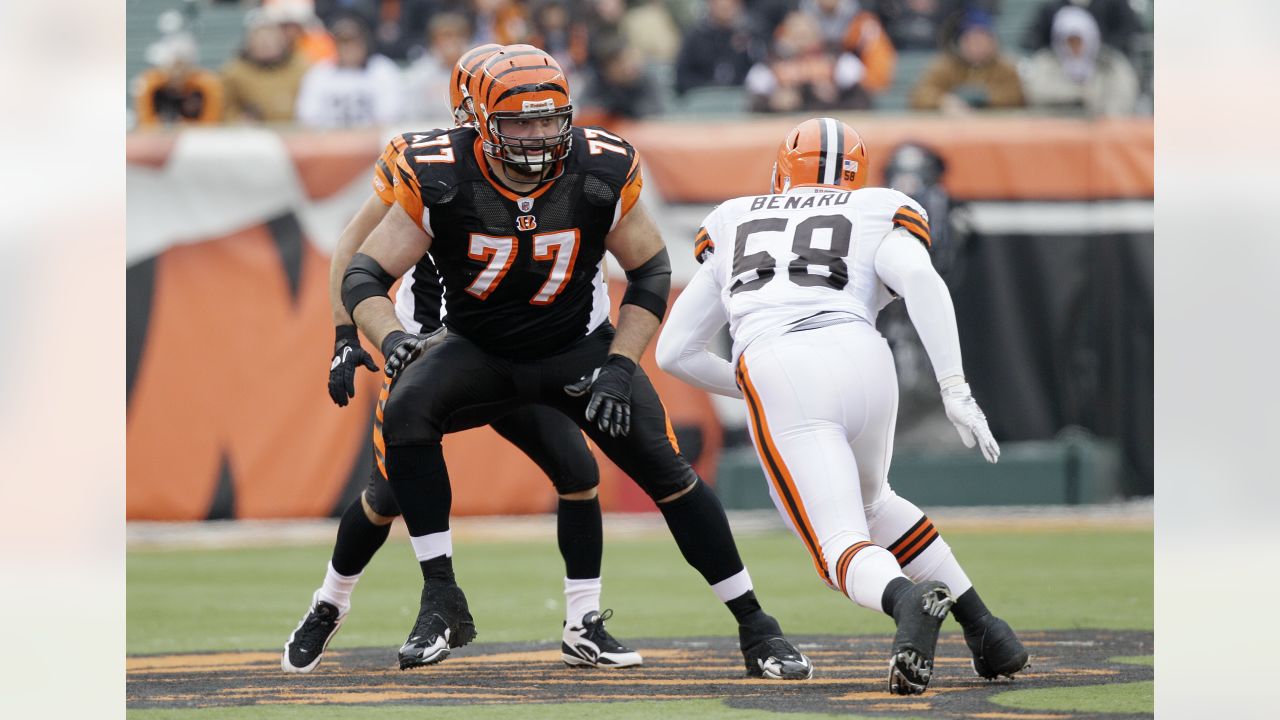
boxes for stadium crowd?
[131,0,1151,129]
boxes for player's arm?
[873,227,999,462]
[325,193,389,404]
[655,263,742,398]
[564,200,671,437]
[342,154,436,378]
[603,200,670,363]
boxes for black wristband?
[381,330,409,360]
[605,354,637,375]
[335,324,359,345]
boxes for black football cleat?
[739,613,814,680]
[561,609,643,668]
[888,580,955,695]
[398,580,477,670]
[282,592,345,673]
[964,614,1030,679]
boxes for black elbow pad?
[622,247,671,320]
[342,252,397,316]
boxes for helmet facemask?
[483,102,574,180]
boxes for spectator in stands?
[799,0,860,50]
[266,0,338,63]
[468,0,528,46]
[1021,0,1140,58]
[621,0,683,64]
[745,11,875,112]
[579,0,630,70]
[836,1,897,96]
[526,0,588,75]
[1022,5,1138,116]
[579,40,664,120]
[402,12,471,123]
[909,9,1023,113]
[674,0,763,97]
[221,13,312,123]
[134,33,224,127]
[295,15,403,128]
[874,0,987,52]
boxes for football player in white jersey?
[656,117,1028,694]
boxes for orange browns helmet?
[472,45,574,178]
[770,117,869,194]
[449,43,502,127]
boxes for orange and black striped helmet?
[770,117,869,194]
[449,43,502,127]
[473,44,574,177]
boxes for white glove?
[941,382,1000,464]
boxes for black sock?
[656,480,746,586]
[725,590,764,624]
[420,555,456,584]
[881,576,914,616]
[330,496,392,576]
[951,587,992,628]
[385,443,451,538]
[557,496,603,579]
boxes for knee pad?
[362,471,401,518]
[381,380,443,446]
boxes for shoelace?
[297,604,338,643]
[582,609,629,652]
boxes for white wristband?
[938,374,967,390]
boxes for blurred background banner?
[124,0,1153,520]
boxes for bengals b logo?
[516,215,537,231]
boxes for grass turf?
[128,699,906,720]
[127,527,1152,655]
[991,681,1155,715]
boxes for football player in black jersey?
[286,45,640,674]
[342,45,813,679]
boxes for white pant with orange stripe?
[735,320,911,613]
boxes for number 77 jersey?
[697,185,932,364]
[392,124,643,360]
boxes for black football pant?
[381,324,748,588]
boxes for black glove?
[381,330,425,379]
[328,325,378,407]
[564,354,637,437]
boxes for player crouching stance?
[656,118,1029,694]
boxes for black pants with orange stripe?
[364,386,600,517]
[380,323,696,502]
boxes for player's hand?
[328,325,379,407]
[380,326,447,379]
[564,354,637,437]
[941,383,1000,463]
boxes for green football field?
[127,524,1153,718]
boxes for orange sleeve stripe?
[619,151,643,219]
[393,153,425,226]
[893,208,931,247]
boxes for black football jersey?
[393,125,643,359]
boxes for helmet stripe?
[833,119,845,184]
[822,117,839,185]
[493,82,569,106]
[816,119,828,186]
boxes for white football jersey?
[698,185,931,363]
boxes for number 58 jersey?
[697,186,932,364]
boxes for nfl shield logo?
[518,197,534,213]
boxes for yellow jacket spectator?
[910,10,1023,112]
[221,17,312,123]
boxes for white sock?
[564,577,602,626]
[710,568,754,603]
[316,561,360,614]
[837,544,908,614]
[409,530,452,562]
[866,491,973,596]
